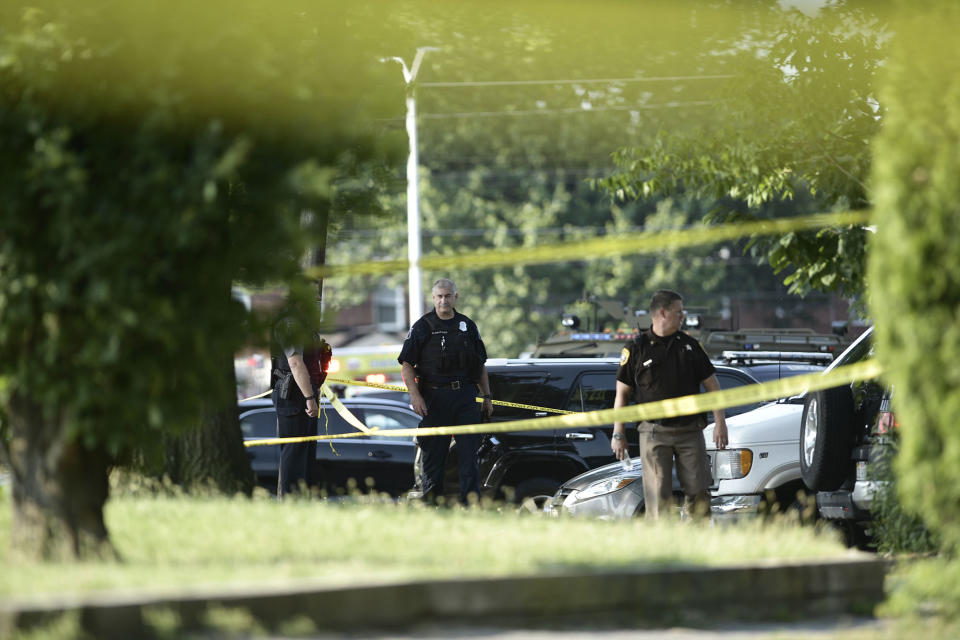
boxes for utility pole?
[382,47,439,327]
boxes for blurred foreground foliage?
[0,0,395,557]
[869,0,960,620]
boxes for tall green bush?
[868,2,960,551]
[0,1,393,559]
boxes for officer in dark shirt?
[611,290,728,519]
[399,278,493,504]
[271,310,320,498]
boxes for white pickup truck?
[703,339,871,519]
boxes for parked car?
[239,396,421,496]
[544,357,828,518]
[799,327,890,546]
[417,358,768,508]
[703,358,830,519]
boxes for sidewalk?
[1,556,887,638]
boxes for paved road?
[264,616,891,640]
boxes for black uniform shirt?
[398,311,487,384]
[615,329,715,426]
[271,315,309,415]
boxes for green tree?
[326,1,799,356]
[0,2,392,559]
[596,1,887,300]
[869,2,960,555]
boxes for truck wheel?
[513,478,560,513]
[800,386,855,492]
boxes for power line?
[419,74,736,88]
[418,99,720,121]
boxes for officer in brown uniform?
[611,290,728,519]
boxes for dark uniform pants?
[276,408,317,498]
[418,384,482,503]
[638,420,711,519]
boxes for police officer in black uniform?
[611,290,728,519]
[399,278,493,504]
[271,308,320,499]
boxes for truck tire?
[513,477,561,513]
[800,386,855,492]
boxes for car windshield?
[826,326,874,370]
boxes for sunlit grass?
[0,487,862,600]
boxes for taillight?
[877,411,898,434]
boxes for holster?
[274,370,293,400]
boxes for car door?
[240,407,280,489]
[315,403,419,497]
[560,371,620,470]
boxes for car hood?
[558,457,643,492]
[704,400,804,448]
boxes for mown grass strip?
[0,489,853,599]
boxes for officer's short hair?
[432,278,457,294]
[650,289,683,313]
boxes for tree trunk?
[6,393,116,561]
[163,350,255,496]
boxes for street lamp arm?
[380,56,412,83]
[409,46,440,83]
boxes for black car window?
[537,374,575,413]
[487,372,550,419]
[706,371,759,418]
[566,372,617,413]
[240,410,275,439]
[316,406,355,437]
[360,408,419,442]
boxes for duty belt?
[421,380,469,391]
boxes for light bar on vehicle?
[720,350,834,363]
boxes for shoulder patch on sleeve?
[620,347,630,366]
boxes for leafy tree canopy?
[325,0,837,355]
[594,1,887,301]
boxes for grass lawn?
[0,486,858,599]
[4,486,960,639]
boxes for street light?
[382,46,439,327]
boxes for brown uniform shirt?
[615,329,715,427]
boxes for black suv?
[420,357,772,507]
[798,327,893,546]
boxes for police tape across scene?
[243,359,882,447]
[239,379,576,415]
[325,376,577,415]
[319,383,371,433]
[307,210,871,279]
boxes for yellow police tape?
[323,376,576,415]
[240,389,273,402]
[244,358,882,447]
[319,382,371,433]
[307,210,871,279]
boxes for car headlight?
[576,477,638,501]
[713,449,753,480]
